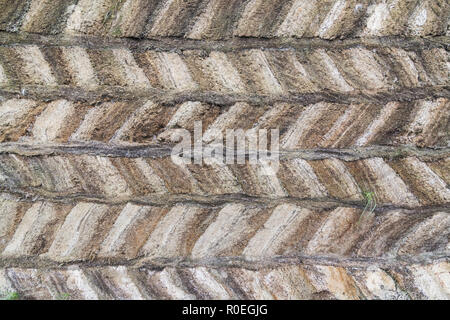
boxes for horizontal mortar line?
[1,189,449,213]
[0,31,448,51]
[0,142,448,160]
[0,252,448,270]
[0,85,449,106]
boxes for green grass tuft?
[357,190,377,226]
[103,0,125,25]
[55,292,71,300]
[1,291,20,300]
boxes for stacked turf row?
[0,0,448,39]
[0,99,448,147]
[0,194,448,264]
[0,46,448,99]
[0,0,449,299]
[0,263,449,300]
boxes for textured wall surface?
[0,0,449,300]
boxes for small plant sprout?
[103,0,124,25]
[1,291,20,300]
[357,190,377,226]
[55,292,71,300]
